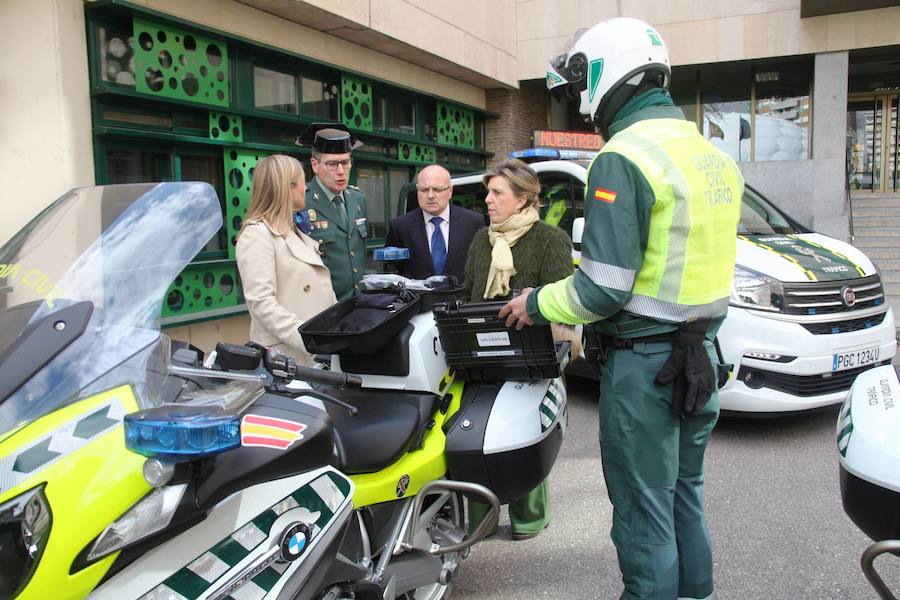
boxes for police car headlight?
[730,266,784,312]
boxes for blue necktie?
[430,216,447,275]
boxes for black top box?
[299,292,420,355]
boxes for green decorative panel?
[162,264,240,318]
[398,142,436,164]
[437,102,475,149]
[133,17,229,107]
[341,76,373,132]
[224,149,267,260]
[209,112,242,142]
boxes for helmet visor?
[551,28,588,66]
[547,28,589,93]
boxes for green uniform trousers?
[468,478,550,537]
[599,340,719,600]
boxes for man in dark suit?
[385,164,484,283]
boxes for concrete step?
[884,281,900,296]
[852,206,900,218]
[864,249,900,260]
[848,195,900,209]
[852,214,900,224]
[870,259,900,270]
[851,236,900,249]
[880,269,900,283]
[849,225,900,236]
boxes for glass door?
[848,94,899,192]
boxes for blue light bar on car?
[374,246,410,261]
[510,148,561,160]
[124,405,241,461]
[509,148,598,162]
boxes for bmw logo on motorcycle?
[279,523,312,562]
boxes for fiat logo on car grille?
[840,286,857,307]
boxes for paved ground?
[452,376,899,600]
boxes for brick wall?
[485,80,548,167]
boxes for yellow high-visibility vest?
[599,118,744,321]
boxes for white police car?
[433,150,897,415]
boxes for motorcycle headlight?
[85,483,186,562]
[730,266,784,312]
[0,484,52,598]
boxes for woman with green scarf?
[464,158,574,540]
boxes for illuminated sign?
[533,130,603,151]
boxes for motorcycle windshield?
[0,182,223,437]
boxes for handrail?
[846,140,855,243]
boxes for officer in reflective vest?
[502,18,743,600]
[295,123,368,301]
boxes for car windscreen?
[738,186,800,235]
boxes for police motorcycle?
[837,363,900,599]
[0,182,568,600]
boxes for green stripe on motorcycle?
[327,471,352,496]
[164,568,210,600]
[209,538,248,567]
[252,509,279,534]
[292,486,334,527]
[540,404,556,423]
[251,566,282,592]
[545,390,559,407]
[143,472,352,600]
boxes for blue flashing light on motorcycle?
[124,405,241,461]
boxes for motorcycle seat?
[318,386,438,474]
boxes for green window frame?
[85,0,490,326]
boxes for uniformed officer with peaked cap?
[296,123,368,301]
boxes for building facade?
[3,0,900,350]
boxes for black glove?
[679,343,716,416]
[654,328,716,417]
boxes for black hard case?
[433,301,564,381]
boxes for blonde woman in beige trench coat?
[236,154,337,366]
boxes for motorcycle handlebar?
[292,365,362,389]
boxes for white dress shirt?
[422,205,451,257]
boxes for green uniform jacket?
[526,100,734,339]
[305,177,368,301]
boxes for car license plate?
[832,346,881,372]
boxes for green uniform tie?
[333,192,349,229]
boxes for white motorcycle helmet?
[548,17,670,139]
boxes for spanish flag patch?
[593,187,617,203]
